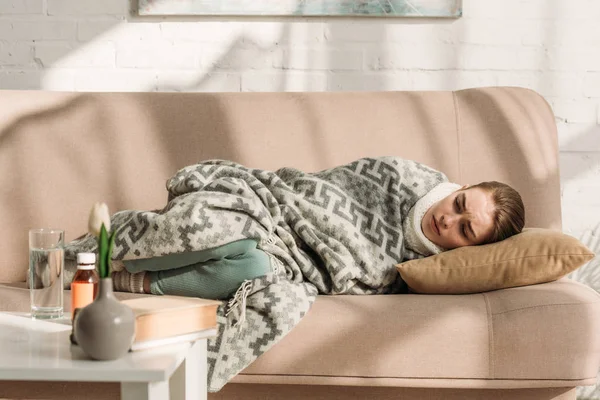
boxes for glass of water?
[29,229,64,319]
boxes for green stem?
[99,224,109,279]
[107,230,116,276]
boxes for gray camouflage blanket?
[64,156,446,391]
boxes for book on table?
[120,295,221,351]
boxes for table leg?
[170,339,208,400]
[121,380,169,400]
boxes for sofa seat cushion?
[237,278,600,388]
[2,279,599,389]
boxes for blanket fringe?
[262,234,284,276]
[225,280,253,328]
[269,253,284,275]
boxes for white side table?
[0,313,215,400]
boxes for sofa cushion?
[395,228,594,294]
[0,88,562,284]
[2,280,599,388]
[237,279,600,387]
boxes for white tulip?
[88,202,111,237]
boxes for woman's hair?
[467,181,525,244]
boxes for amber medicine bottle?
[71,252,99,317]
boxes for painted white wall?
[1,0,600,396]
[0,0,598,238]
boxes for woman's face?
[421,186,495,250]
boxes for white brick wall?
[0,0,599,239]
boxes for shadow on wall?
[1,1,568,275]
[559,125,600,182]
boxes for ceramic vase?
[73,277,135,360]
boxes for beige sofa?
[0,87,598,400]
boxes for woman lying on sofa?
[102,156,525,300]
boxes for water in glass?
[29,247,64,319]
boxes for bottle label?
[71,282,95,312]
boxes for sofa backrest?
[0,87,561,283]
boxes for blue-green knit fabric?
[124,239,270,299]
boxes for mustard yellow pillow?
[396,228,595,294]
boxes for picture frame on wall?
[138,0,462,18]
